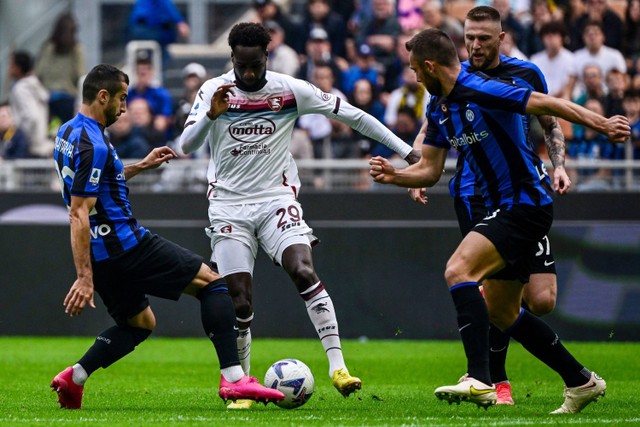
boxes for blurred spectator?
[371,106,417,158]
[384,65,428,128]
[569,97,625,190]
[348,78,386,156]
[35,13,85,125]
[382,32,414,95]
[355,0,403,71]
[303,0,348,58]
[499,28,528,60]
[530,21,575,98]
[128,53,174,137]
[8,51,51,158]
[561,0,586,39]
[603,69,629,117]
[573,64,606,105]
[477,0,532,22]
[297,27,346,92]
[397,0,427,33]
[492,0,527,54]
[623,0,640,70]
[0,102,30,159]
[297,64,349,159]
[253,0,305,53]
[348,0,374,37]
[265,21,300,76]
[127,0,190,68]
[174,62,207,137]
[521,0,553,57]
[565,21,626,100]
[622,89,640,159]
[110,98,166,159]
[567,0,624,51]
[422,2,464,49]
[340,43,382,96]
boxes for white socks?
[72,363,88,386]
[221,365,245,383]
[237,326,252,375]
[302,282,346,376]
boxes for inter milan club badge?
[268,96,283,112]
[441,104,448,112]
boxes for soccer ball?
[264,359,314,409]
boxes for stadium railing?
[2,158,640,193]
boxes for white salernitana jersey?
[180,70,412,203]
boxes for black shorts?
[471,203,554,283]
[92,233,203,325]
[454,195,488,237]
[455,195,557,279]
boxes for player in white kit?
[180,22,419,408]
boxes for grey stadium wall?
[1,191,639,341]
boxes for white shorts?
[206,195,317,275]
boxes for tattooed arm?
[537,114,571,195]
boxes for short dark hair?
[12,51,33,75]
[466,6,502,24]
[623,89,640,101]
[82,64,129,104]
[228,22,271,52]
[539,20,566,38]
[583,20,604,33]
[406,28,458,67]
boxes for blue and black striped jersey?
[448,55,551,200]
[53,113,149,262]
[425,66,554,210]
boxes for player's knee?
[526,297,556,316]
[488,308,518,331]
[233,294,253,319]
[288,262,316,289]
[444,261,466,287]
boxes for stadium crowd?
[2,0,640,190]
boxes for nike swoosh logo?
[544,260,555,266]
[439,117,449,125]
[458,323,471,332]
[579,381,597,390]
[490,346,508,352]
[475,223,488,227]
[470,385,495,396]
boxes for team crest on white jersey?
[220,224,233,233]
[268,96,284,111]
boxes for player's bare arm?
[370,144,447,188]
[538,114,571,195]
[526,92,631,142]
[408,119,429,204]
[124,146,177,180]
[66,195,97,317]
[207,83,236,120]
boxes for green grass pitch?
[1,337,638,426]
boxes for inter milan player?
[370,28,629,413]
[409,6,569,405]
[50,64,284,409]
[179,22,420,408]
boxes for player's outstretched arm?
[124,146,177,180]
[527,92,631,142]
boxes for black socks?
[78,324,151,374]
[197,279,240,369]
[450,283,491,386]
